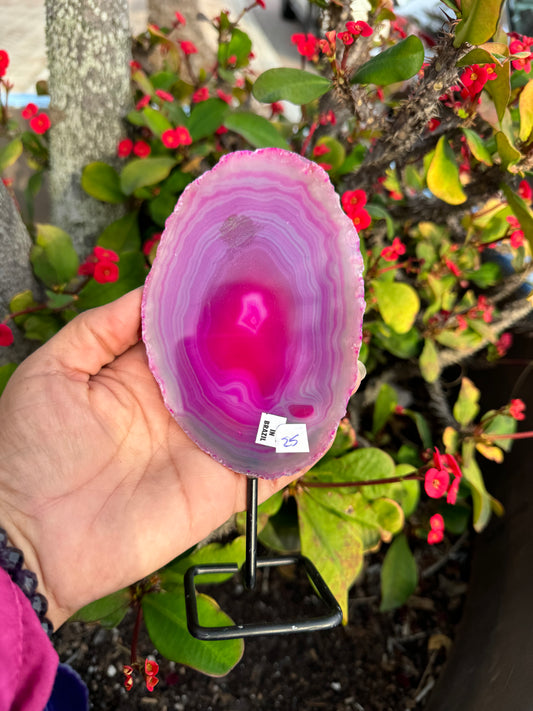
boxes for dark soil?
[53,537,470,711]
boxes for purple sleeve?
[0,567,58,711]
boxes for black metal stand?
[184,476,343,640]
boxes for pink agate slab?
[142,148,365,479]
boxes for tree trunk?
[0,183,42,365]
[45,0,132,256]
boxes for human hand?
[0,288,300,628]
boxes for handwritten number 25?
[282,434,299,448]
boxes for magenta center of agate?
[197,281,288,401]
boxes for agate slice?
[142,148,365,479]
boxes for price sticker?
[275,424,309,453]
[255,412,287,448]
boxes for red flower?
[446,477,460,505]
[0,323,14,347]
[0,49,9,77]
[215,125,228,136]
[174,11,186,25]
[380,237,406,262]
[124,676,134,691]
[424,467,450,498]
[509,398,526,421]
[429,513,445,531]
[445,258,461,277]
[318,162,332,171]
[143,233,161,256]
[94,261,119,284]
[192,87,209,103]
[29,113,51,134]
[145,659,159,676]
[427,118,440,132]
[313,144,330,157]
[136,95,151,110]
[161,126,192,148]
[496,332,513,357]
[146,675,159,692]
[341,189,367,216]
[460,64,489,95]
[291,33,319,60]
[345,20,373,37]
[21,102,38,120]
[117,138,133,158]
[351,208,371,231]
[518,180,532,203]
[338,31,354,46]
[216,89,233,104]
[256,0,266,7]
[130,60,141,72]
[94,246,119,263]
[155,89,174,102]
[180,40,198,55]
[270,101,284,115]
[123,665,134,677]
[133,140,151,158]
[510,36,533,73]
[427,528,444,545]
[510,230,525,249]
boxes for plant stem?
[130,600,143,666]
[484,430,533,441]
[302,471,422,489]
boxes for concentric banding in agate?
[142,148,365,479]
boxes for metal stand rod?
[244,476,258,590]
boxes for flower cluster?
[509,398,526,421]
[341,189,371,230]
[161,126,192,149]
[459,63,497,100]
[124,659,159,692]
[427,513,445,545]
[78,246,120,284]
[509,32,533,73]
[380,237,406,263]
[424,448,463,505]
[20,101,51,134]
[0,49,9,77]
[506,215,525,250]
[292,20,373,62]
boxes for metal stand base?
[184,477,343,640]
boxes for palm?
[0,289,295,626]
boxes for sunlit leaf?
[519,79,533,142]
[454,0,505,47]
[351,36,424,86]
[427,136,467,205]
[252,68,331,104]
[81,162,126,203]
[373,281,420,334]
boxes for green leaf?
[45,290,75,310]
[453,377,480,426]
[461,128,493,165]
[392,464,420,518]
[142,106,173,136]
[372,383,398,435]
[419,338,440,383]
[464,261,501,287]
[313,136,345,172]
[218,27,252,68]
[188,98,229,141]
[519,79,533,142]
[23,314,60,342]
[310,447,396,500]
[462,439,491,531]
[252,67,331,105]
[373,280,420,334]
[97,211,141,253]
[120,157,176,195]
[454,0,506,47]
[372,498,404,541]
[0,137,23,172]
[81,162,126,204]
[501,183,533,250]
[142,590,244,675]
[0,363,17,396]
[368,322,422,359]
[321,418,357,460]
[30,224,79,287]
[297,491,364,621]
[427,136,467,205]
[366,204,395,239]
[495,131,521,170]
[148,191,178,226]
[380,533,418,611]
[482,412,517,451]
[162,537,246,587]
[223,112,288,149]
[71,589,130,628]
[351,36,424,86]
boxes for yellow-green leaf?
[0,137,23,172]
[519,79,533,142]
[453,377,480,426]
[454,0,505,47]
[427,136,467,205]
[461,128,493,165]
[501,182,533,250]
[495,131,522,170]
[475,442,504,462]
[373,280,420,334]
[419,338,440,383]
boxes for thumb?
[43,287,144,377]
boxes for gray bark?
[45,0,132,256]
[0,183,41,365]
